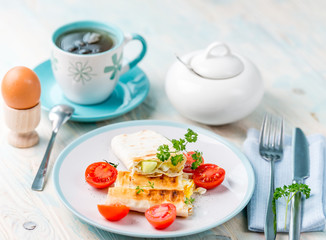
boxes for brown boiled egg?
[1,66,41,110]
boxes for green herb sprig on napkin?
[272,183,311,234]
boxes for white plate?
[53,120,255,238]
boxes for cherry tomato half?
[145,203,177,229]
[97,204,129,221]
[193,163,225,190]
[183,151,205,173]
[85,162,118,188]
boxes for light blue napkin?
[243,128,326,232]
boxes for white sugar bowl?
[165,42,264,125]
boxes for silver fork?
[259,113,284,240]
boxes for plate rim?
[53,120,255,238]
[34,59,150,122]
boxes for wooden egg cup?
[4,103,41,148]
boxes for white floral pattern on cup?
[68,61,95,85]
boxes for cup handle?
[120,33,147,75]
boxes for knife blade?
[289,128,310,240]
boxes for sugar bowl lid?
[190,42,244,79]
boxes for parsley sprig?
[135,186,144,194]
[148,181,155,189]
[184,197,195,205]
[190,151,203,170]
[272,183,311,234]
[156,129,203,168]
[136,181,155,194]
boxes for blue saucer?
[33,60,150,122]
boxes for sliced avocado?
[141,161,157,173]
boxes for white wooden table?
[0,0,325,239]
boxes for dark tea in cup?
[55,28,116,55]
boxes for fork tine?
[274,117,283,151]
[259,114,268,148]
[267,115,272,149]
[259,114,283,152]
[270,116,276,149]
[264,114,273,148]
[279,118,283,150]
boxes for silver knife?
[289,128,310,240]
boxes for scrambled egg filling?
[183,179,195,199]
[182,179,207,203]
